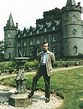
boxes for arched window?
[72,15,76,22]
[73,45,77,54]
[72,29,77,35]
[8,52,11,60]
[53,36,56,42]
[7,33,11,38]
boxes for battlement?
[61,5,81,13]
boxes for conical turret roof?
[66,0,76,6]
[8,13,14,27]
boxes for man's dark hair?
[42,42,49,46]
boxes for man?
[28,42,55,103]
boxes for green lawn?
[0,67,83,109]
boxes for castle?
[4,0,83,60]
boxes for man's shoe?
[28,93,33,99]
[45,98,50,103]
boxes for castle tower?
[4,13,18,60]
[61,0,83,57]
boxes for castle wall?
[63,38,83,56]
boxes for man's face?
[42,43,49,52]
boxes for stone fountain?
[9,57,32,107]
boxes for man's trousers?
[30,65,50,98]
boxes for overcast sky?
[0,0,83,40]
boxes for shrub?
[9,67,14,74]
[0,61,16,74]
[0,62,5,73]
[33,59,38,69]
[55,61,61,67]
[24,59,38,71]
[61,61,69,67]
[24,61,34,71]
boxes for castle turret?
[4,13,18,60]
[61,0,83,57]
[66,0,76,6]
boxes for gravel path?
[0,85,63,109]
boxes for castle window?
[8,52,11,60]
[7,33,11,38]
[72,29,77,35]
[30,40,32,45]
[73,45,77,54]
[53,36,56,42]
[72,15,76,22]
[24,41,27,46]
[37,39,40,44]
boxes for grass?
[0,67,83,109]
